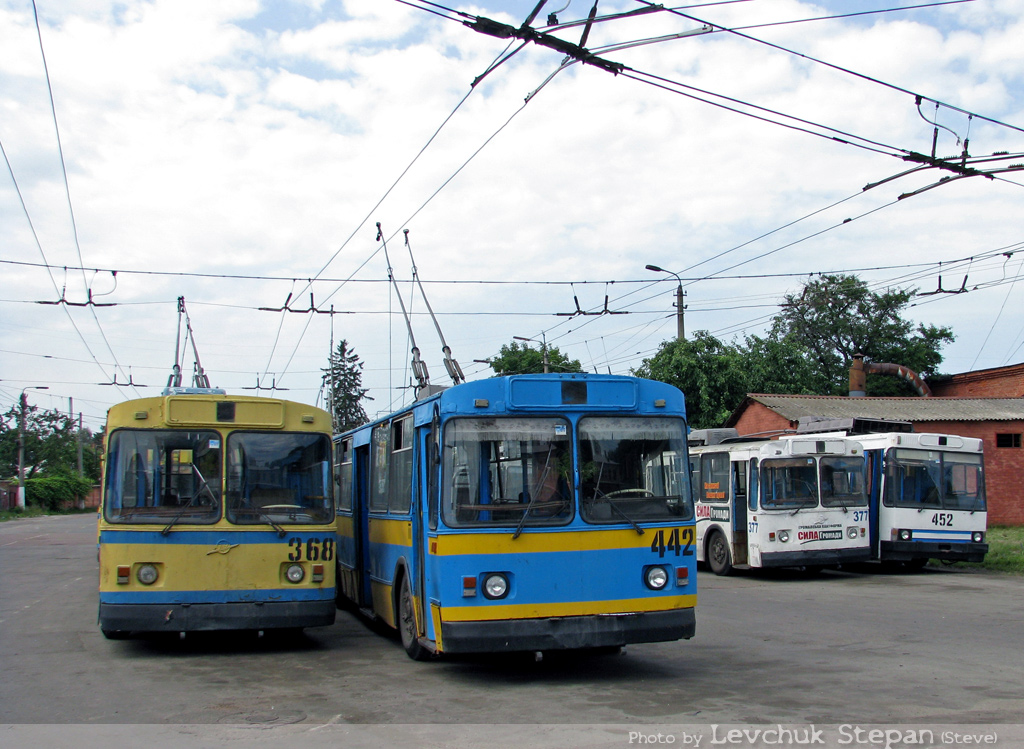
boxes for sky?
[2,0,1023,432]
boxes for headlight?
[899,529,912,541]
[136,564,158,585]
[778,530,790,543]
[482,573,509,600]
[645,566,669,590]
[972,532,985,543]
[286,564,305,584]
[847,526,858,539]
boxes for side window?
[429,410,440,530]
[389,417,413,514]
[334,438,353,512]
[748,458,758,512]
[700,452,730,504]
[733,460,746,508]
[370,424,390,513]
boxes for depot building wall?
[923,419,1024,527]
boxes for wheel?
[101,629,130,640]
[707,531,733,576]
[398,575,430,661]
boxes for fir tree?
[322,340,369,433]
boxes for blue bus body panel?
[335,373,696,655]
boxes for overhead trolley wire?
[262,26,530,387]
[19,1,140,399]
[636,0,1023,138]
[1,139,129,402]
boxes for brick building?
[725,389,1024,526]
[929,362,1024,398]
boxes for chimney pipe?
[849,354,932,397]
[849,354,866,397]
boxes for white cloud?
[2,0,1023,425]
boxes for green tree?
[322,339,370,433]
[773,274,954,395]
[633,331,750,429]
[740,331,821,396]
[1,404,100,483]
[486,340,584,376]
[26,474,95,511]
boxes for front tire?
[707,531,733,576]
[398,575,430,661]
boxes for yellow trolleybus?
[97,390,336,638]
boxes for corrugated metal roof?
[737,395,1024,423]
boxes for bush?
[25,474,94,512]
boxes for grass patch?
[0,505,96,523]
[951,526,1024,575]
[0,505,50,522]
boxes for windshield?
[760,457,819,509]
[820,455,868,507]
[885,448,986,511]
[104,429,221,524]
[580,416,693,523]
[442,417,573,528]
[225,432,334,525]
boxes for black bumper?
[759,547,871,568]
[439,608,695,654]
[880,540,988,563]
[99,599,336,634]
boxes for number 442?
[650,528,694,558]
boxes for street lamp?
[17,386,49,509]
[645,264,686,341]
[513,334,549,374]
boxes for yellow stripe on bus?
[98,541,335,592]
[371,580,396,628]
[430,527,694,555]
[440,594,697,622]
[368,517,413,547]
[337,514,355,538]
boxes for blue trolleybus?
[98,391,337,638]
[334,373,697,659]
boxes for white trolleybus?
[688,429,870,575]
[857,430,987,567]
[792,420,989,568]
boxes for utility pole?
[17,386,49,509]
[645,264,687,341]
[77,413,84,478]
[514,334,549,373]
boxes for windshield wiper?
[513,446,557,540]
[602,495,644,535]
[254,506,287,538]
[830,494,851,513]
[968,492,983,515]
[162,467,218,535]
